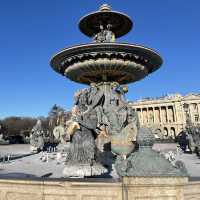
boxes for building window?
[195,114,199,122]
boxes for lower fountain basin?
[50,43,162,85]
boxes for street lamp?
[183,103,192,128]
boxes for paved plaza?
[0,143,199,179]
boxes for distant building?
[129,93,200,139]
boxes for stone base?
[63,163,108,178]
[122,177,188,200]
[0,176,199,200]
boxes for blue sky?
[0,0,200,118]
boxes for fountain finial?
[99,4,112,12]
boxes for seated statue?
[63,91,107,177]
[93,24,115,43]
[93,25,105,43]
[104,24,115,42]
[65,106,97,164]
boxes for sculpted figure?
[53,124,71,145]
[125,106,140,141]
[187,126,200,155]
[93,24,115,43]
[110,82,128,106]
[63,105,107,177]
[53,106,80,152]
[0,124,9,144]
[85,83,105,127]
[0,125,4,141]
[105,103,139,158]
[192,128,200,154]
[74,88,88,112]
[104,24,115,42]
[93,25,105,43]
[87,83,104,108]
[30,119,44,152]
[62,81,139,177]
[65,106,97,164]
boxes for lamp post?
[183,103,192,129]
[183,103,197,152]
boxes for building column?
[197,104,200,114]
[166,106,169,123]
[188,103,193,123]
[198,104,200,121]
[172,105,176,122]
[138,108,141,125]
[153,107,156,123]
[159,107,163,123]
[141,108,144,125]
[147,107,149,123]
[181,102,187,124]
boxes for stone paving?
[0,144,30,156]
[0,143,199,179]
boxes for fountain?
[50,4,164,178]
[49,1,185,181]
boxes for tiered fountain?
[50,4,187,180]
[50,4,163,177]
[51,4,162,85]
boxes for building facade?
[130,93,200,139]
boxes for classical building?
[129,93,200,139]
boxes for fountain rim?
[50,42,163,71]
